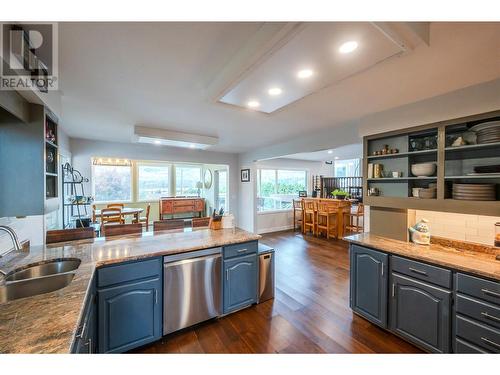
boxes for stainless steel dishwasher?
[163,247,222,335]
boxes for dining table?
[94,207,144,223]
[300,198,352,239]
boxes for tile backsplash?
[0,216,44,255]
[414,210,499,246]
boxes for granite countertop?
[0,228,260,354]
[344,233,500,281]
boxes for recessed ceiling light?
[247,100,260,108]
[334,156,339,160]
[189,144,196,148]
[339,41,358,54]
[297,69,313,79]
[327,150,333,154]
[154,140,162,145]
[268,87,282,96]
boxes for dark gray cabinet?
[97,258,162,353]
[223,253,257,314]
[390,273,451,353]
[73,277,96,353]
[349,245,388,328]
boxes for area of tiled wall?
[0,216,44,255]
[414,210,499,246]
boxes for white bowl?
[411,163,436,177]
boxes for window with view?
[93,164,132,202]
[334,158,361,177]
[257,169,307,212]
[175,165,202,196]
[137,164,170,201]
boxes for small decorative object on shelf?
[367,187,379,196]
[373,163,383,178]
[409,219,431,245]
[411,162,436,177]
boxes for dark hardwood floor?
[133,230,422,354]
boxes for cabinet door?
[390,273,451,353]
[98,278,161,353]
[223,254,257,314]
[349,245,388,328]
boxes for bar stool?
[303,199,317,235]
[293,199,304,231]
[316,201,338,239]
[344,203,364,234]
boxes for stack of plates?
[470,121,500,144]
[452,183,496,201]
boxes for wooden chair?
[46,227,95,244]
[107,203,124,209]
[344,203,364,234]
[136,203,151,230]
[192,217,210,228]
[293,199,304,231]
[100,208,124,224]
[153,219,185,232]
[303,199,317,235]
[103,223,143,237]
[316,201,338,239]
[91,204,97,223]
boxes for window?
[137,164,170,201]
[215,169,228,211]
[175,165,202,196]
[93,164,132,202]
[334,158,361,177]
[257,169,307,212]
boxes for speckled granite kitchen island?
[0,228,261,354]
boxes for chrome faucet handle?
[0,225,23,256]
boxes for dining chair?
[46,227,95,244]
[91,204,97,223]
[153,219,185,232]
[192,217,210,228]
[293,199,304,231]
[344,203,364,234]
[316,201,338,239]
[107,203,125,209]
[136,203,151,230]
[103,223,143,238]
[100,208,125,228]
[303,199,317,236]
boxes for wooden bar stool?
[344,203,364,234]
[303,199,317,235]
[316,201,338,239]
[293,199,304,231]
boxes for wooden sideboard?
[159,197,205,220]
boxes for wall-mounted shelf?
[363,109,500,216]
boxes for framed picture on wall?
[298,191,307,197]
[241,168,250,182]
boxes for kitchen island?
[0,228,261,354]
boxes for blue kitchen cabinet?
[223,253,258,314]
[97,258,162,353]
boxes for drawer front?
[455,315,500,353]
[223,241,258,259]
[456,273,500,305]
[194,200,204,211]
[97,257,162,288]
[391,256,452,289]
[456,294,500,329]
[160,201,173,213]
[173,200,194,207]
[455,338,489,353]
[173,205,194,213]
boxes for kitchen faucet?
[0,226,25,277]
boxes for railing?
[321,176,363,201]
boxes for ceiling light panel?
[134,126,218,150]
[219,23,406,114]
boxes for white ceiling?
[282,143,363,162]
[58,22,500,153]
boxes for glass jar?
[495,222,500,247]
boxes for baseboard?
[257,225,294,234]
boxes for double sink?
[0,259,81,303]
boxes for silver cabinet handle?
[155,289,158,304]
[84,338,92,354]
[481,312,500,323]
[481,337,500,350]
[381,264,384,276]
[237,248,247,253]
[392,283,396,298]
[226,269,229,281]
[76,321,87,338]
[481,289,500,298]
[409,267,427,276]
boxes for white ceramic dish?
[411,163,437,177]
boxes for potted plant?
[331,189,349,200]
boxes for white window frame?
[91,163,133,204]
[135,161,173,203]
[257,168,308,214]
[173,164,203,197]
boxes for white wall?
[0,216,44,255]
[70,138,240,224]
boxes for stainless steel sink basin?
[4,258,81,282]
[0,272,75,303]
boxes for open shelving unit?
[44,109,58,200]
[363,110,500,216]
